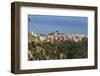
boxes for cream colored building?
[31,31,87,42]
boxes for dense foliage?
[28,33,88,60]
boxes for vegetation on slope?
[28,33,88,60]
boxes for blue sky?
[28,15,88,35]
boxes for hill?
[28,32,88,60]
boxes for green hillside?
[28,33,88,60]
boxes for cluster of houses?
[31,31,87,43]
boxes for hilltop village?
[28,31,88,60]
[30,31,87,43]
